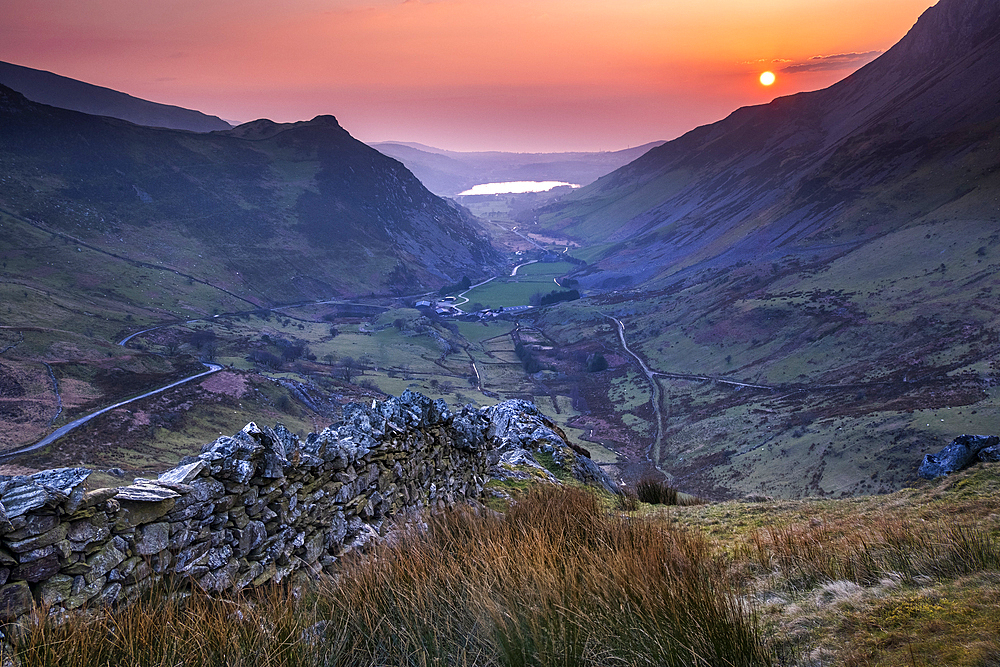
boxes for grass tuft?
[634,476,703,506]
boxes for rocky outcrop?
[0,392,612,626]
[484,399,620,495]
[918,434,1000,479]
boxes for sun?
[759,71,776,86]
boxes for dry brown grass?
[7,468,1000,667]
[2,486,771,667]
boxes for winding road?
[1,363,222,461]
[604,315,666,474]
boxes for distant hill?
[0,85,501,303]
[370,141,665,197]
[0,61,231,132]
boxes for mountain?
[533,0,1000,285]
[0,61,232,132]
[0,85,501,304]
[370,141,665,197]
[520,0,1000,499]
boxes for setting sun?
[759,71,776,86]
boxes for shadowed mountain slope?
[534,0,1000,287]
[0,61,231,133]
[0,86,501,303]
[522,0,1000,500]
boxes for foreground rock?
[918,434,1000,479]
[0,392,613,626]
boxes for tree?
[339,356,358,381]
[586,353,608,373]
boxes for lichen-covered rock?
[483,399,619,494]
[135,522,170,556]
[919,434,1000,479]
[979,443,1000,462]
[0,580,32,620]
[158,460,207,485]
[0,468,91,518]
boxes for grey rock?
[5,522,68,554]
[96,582,123,606]
[85,542,126,583]
[189,478,226,502]
[4,513,58,540]
[572,456,620,496]
[0,468,90,519]
[67,518,110,544]
[979,444,1000,462]
[201,429,263,461]
[221,458,257,484]
[116,482,182,502]
[37,574,74,605]
[158,460,208,484]
[239,520,267,554]
[0,581,32,620]
[13,551,60,582]
[135,522,170,556]
[71,487,119,513]
[919,435,1000,479]
[65,576,105,610]
[116,496,177,529]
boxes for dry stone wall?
[0,390,500,624]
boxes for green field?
[462,261,579,309]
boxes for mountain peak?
[308,114,341,127]
[222,115,345,141]
[879,0,1000,69]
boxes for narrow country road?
[1,362,223,461]
[604,315,666,474]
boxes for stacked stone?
[0,390,492,625]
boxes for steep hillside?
[0,86,501,304]
[0,61,231,132]
[534,0,999,284]
[518,0,1000,499]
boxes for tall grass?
[739,516,1000,589]
[3,487,772,667]
[634,476,702,506]
[324,485,770,666]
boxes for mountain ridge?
[532,0,999,287]
[0,60,232,133]
[0,83,501,304]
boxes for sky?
[0,0,938,152]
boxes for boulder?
[919,435,1000,479]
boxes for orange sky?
[1,0,937,151]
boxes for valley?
[1,0,999,503]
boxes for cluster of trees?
[438,276,472,296]
[514,342,544,375]
[585,352,609,373]
[246,335,316,370]
[190,330,218,361]
[529,289,581,307]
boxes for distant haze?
[0,0,935,151]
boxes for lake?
[457,181,580,196]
